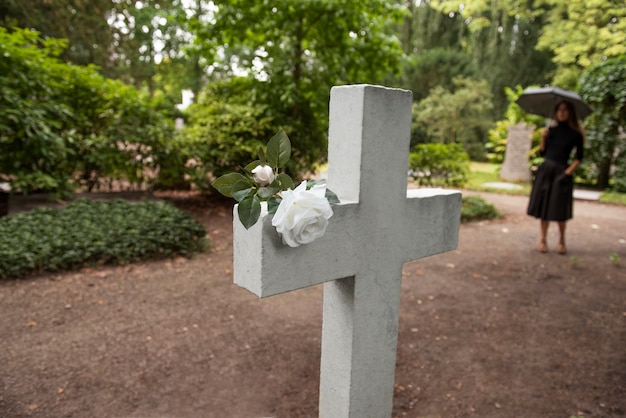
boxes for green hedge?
[409,143,470,187]
[0,199,208,279]
[0,28,175,197]
[461,196,501,222]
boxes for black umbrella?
[515,86,593,119]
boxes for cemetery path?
[0,191,624,418]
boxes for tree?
[404,48,477,102]
[108,0,191,95]
[579,56,626,190]
[425,0,555,116]
[537,0,626,89]
[0,0,116,75]
[0,28,174,196]
[190,0,406,175]
[399,0,466,55]
[414,77,494,160]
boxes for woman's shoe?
[557,243,567,255]
[538,241,548,253]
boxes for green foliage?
[212,131,339,229]
[191,0,406,178]
[0,28,75,196]
[485,86,545,164]
[537,1,626,88]
[464,162,531,195]
[0,28,175,197]
[419,0,556,117]
[174,79,277,186]
[0,199,207,279]
[409,143,470,187]
[1,0,195,92]
[403,48,477,102]
[0,0,114,71]
[580,56,626,191]
[413,77,494,160]
[461,195,501,222]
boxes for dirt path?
[1,191,624,418]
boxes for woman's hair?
[553,100,585,139]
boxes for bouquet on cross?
[212,131,339,247]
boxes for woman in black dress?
[527,100,584,254]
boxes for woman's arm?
[566,133,584,176]
[565,160,580,176]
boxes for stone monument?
[500,122,535,182]
[233,85,461,417]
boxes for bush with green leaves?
[485,86,545,165]
[152,78,282,191]
[412,77,494,161]
[409,143,470,187]
[0,28,175,197]
[461,196,501,222]
[579,56,626,191]
[0,199,208,279]
[0,28,75,196]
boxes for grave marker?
[500,122,535,182]
[233,85,461,417]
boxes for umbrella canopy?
[515,86,593,119]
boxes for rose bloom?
[251,165,275,186]
[271,181,334,248]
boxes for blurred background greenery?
[1,0,624,200]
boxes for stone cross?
[233,84,461,417]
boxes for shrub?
[580,57,626,190]
[0,28,175,197]
[0,28,76,197]
[461,196,501,222]
[409,143,470,187]
[0,199,208,279]
[485,86,545,164]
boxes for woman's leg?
[539,220,549,252]
[557,221,567,254]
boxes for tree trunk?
[401,0,414,53]
[291,18,304,119]
[596,156,613,190]
[0,191,8,217]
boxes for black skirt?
[527,159,573,221]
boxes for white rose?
[251,165,275,186]
[271,181,334,248]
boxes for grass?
[465,162,531,196]
[324,160,626,206]
[465,162,626,206]
[599,191,626,206]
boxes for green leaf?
[238,195,262,230]
[267,197,281,214]
[325,188,340,204]
[212,173,248,198]
[232,181,254,202]
[306,179,325,190]
[258,185,279,199]
[266,130,291,168]
[258,146,266,165]
[244,160,262,172]
[275,173,295,191]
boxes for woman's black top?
[543,121,584,165]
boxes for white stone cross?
[233,84,461,417]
